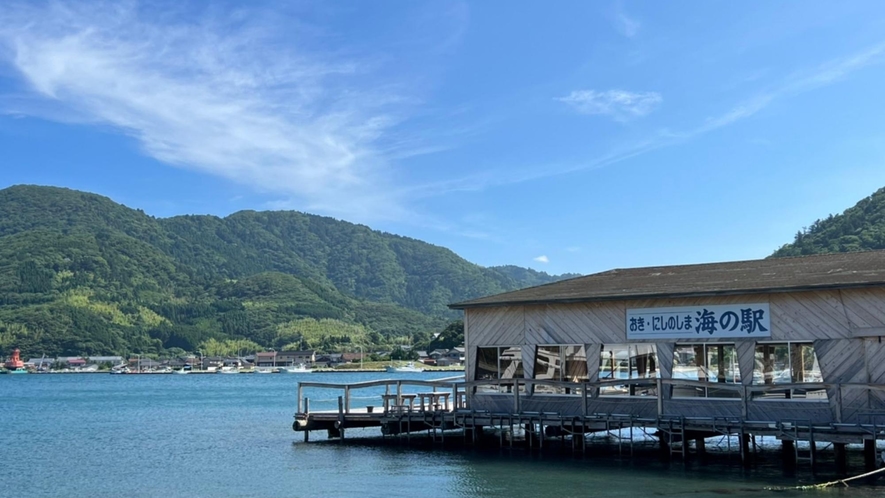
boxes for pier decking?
[294,376,885,469]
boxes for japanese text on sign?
[626,303,771,340]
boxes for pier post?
[345,386,351,414]
[581,386,588,417]
[337,396,345,443]
[656,379,663,417]
[864,439,877,469]
[297,384,303,413]
[658,433,670,458]
[695,437,706,456]
[834,443,847,473]
[303,398,310,442]
[740,432,751,466]
[782,439,794,466]
[835,384,843,423]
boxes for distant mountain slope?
[772,187,885,257]
[0,185,577,357]
[490,265,581,287]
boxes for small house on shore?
[449,250,885,424]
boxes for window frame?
[751,341,826,401]
[672,342,740,399]
[473,346,525,394]
[532,344,588,395]
[598,343,659,398]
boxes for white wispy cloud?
[611,4,640,38]
[557,89,662,121]
[0,1,433,220]
[431,41,885,197]
[533,255,549,264]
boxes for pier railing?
[466,378,885,424]
[296,376,466,415]
[297,376,885,425]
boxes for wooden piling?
[303,397,310,442]
[337,396,345,443]
[782,439,795,466]
[834,443,847,473]
[864,439,877,469]
[740,432,751,466]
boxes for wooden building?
[450,251,885,426]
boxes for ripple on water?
[1,373,882,497]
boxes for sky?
[2,1,885,276]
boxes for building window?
[752,343,825,400]
[672,344,739,398]
[475,346,524,393]
[533,345,588,394]
[598,344,658,396]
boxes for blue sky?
[2,1,885,276]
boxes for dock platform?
[294,377,885,470]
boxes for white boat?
[173,369,189,375]
[218,366,240,374]
[385,362,423,373]
[255,368,273,374]
[277,364,311,373]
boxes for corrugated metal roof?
[450,250,885,309]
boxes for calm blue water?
[2,372,882,497]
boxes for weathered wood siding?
[769,291,851,340]
[584,344,602,383]
[521,396,583,415]
[466,306,525,381]
[464,288,885,422]
[664,399,742,419]
[864,338,885,411]
[842,288,885,336]
[748,401,832,424]
[587,398,657,418]
[466,290,880,349]
[815,339,869,421]
[736,342,756,386]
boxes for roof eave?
[447,281,885,310]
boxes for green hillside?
[772,187,885,257]
[0,185,571,358]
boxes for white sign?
[626,303,771,340]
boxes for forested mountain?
[0,185,571,357]
[491,265,582,288]
[772,187,885,257]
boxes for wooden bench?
[417,392,451,412]
[382,393,417,414]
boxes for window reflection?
[474,346,524,393]
[598,344,658,396]
[533,345,588,395]
[672,344,739,398]
[752,343,825,400]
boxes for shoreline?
[4,368,465,375]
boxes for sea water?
[2,372,882,497]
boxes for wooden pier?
[294,377,885,470]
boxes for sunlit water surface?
[3,372,882,497]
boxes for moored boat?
[277,364,311,373]
[2,348,28,374]
[385,362,423,373]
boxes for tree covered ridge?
[771,187,885,257]
[0,185,572,357]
